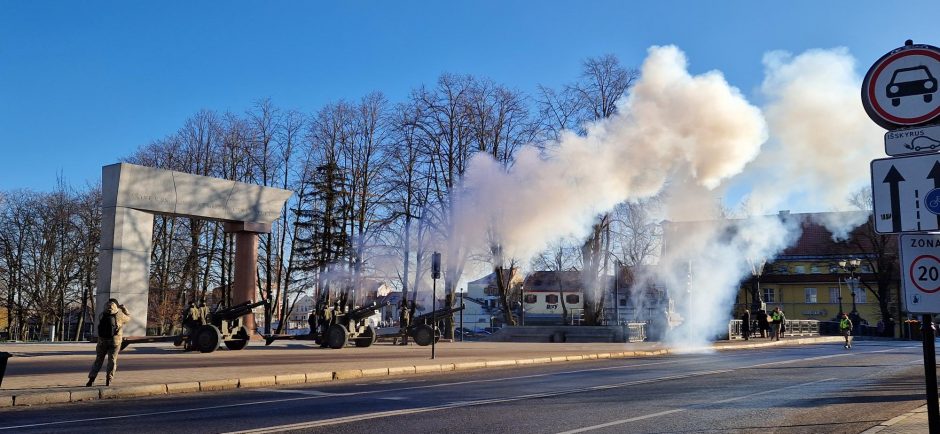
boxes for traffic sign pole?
[866,41,940,431]
[922,314,940,432]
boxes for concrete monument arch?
[96,163,293,336]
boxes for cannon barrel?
[412,304,465,324]
[346,301,390,321]
[215,299,266,322]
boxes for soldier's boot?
[106,376,112,386]
[86,378,94,387]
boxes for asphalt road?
[0,341,930,434]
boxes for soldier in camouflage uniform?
[87,298,130,387]
[318,302,333,347]
[182,301,200,337]
[198,298,210,325]
[398,299,410,345]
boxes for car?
[454,328,478,339]
[886,65,937,107]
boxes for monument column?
[97,163,292,338]
[224,221,272,336]
[97,206,154,337]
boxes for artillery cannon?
[324,301,389,349]
[186,299,266,353]
[380,304,465,346]
[119,299,266,353]
[265,300,389,349]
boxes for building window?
[854,288,867,303]
[794,265,806,274]
[619,298,627,307]
[829,287,840,303]
[524,294,537,304]
[810,265,820,274]
[565,294,580,304]
[545,294,559,304]
[804,287,817,303]
[763,288,775,303]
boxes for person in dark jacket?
[740,309,751,341]
[87,298,130,387]
[757,309,769,338]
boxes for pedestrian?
[770,307,784,341]
[740,309,751,341]
[840,313,854,349]
[87,298,130,387]
[757,309,769,338]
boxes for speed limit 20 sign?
[900,234,940,313]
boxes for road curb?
[0,336,845,407]
[860,405,926,434]
[101,384,167,400]
[13,390,71,406]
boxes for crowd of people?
[739,307,787,341]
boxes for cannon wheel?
[224,339,248,351]
[194,325,222,353]
[224,326,250,350]
[327,324,349,349]
[412,324,434,346]
[354,325,377,348]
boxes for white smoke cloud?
[647,48,883,347]
[453,45,880,350]
[737,48,883,223]
[456,45,767,261]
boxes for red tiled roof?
[665,211,897,259]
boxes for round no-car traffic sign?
[862,42,940,130]
[910,254,940,293]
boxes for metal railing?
[728,319,819,339]
[625,322,647,342]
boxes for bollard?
[0,352,10,388]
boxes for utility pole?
[431,252,441,359]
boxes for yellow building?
[735,212,899,328]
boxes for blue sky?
[1,1,938,193]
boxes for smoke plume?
[457,45,766,260]
[455,45,881,348]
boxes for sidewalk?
[862,405,930,434]
[0,335,840,408]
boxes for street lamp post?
[748,259,766,313]
[615,260,621,326]
[839,258,863,332]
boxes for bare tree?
[610,200,662,267]
[548,54,638,326]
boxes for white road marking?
[225,371,839,434]
[554,378,836,434]
[0,344,914,432]
[253,389,347,397]
[225,369,739,433]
